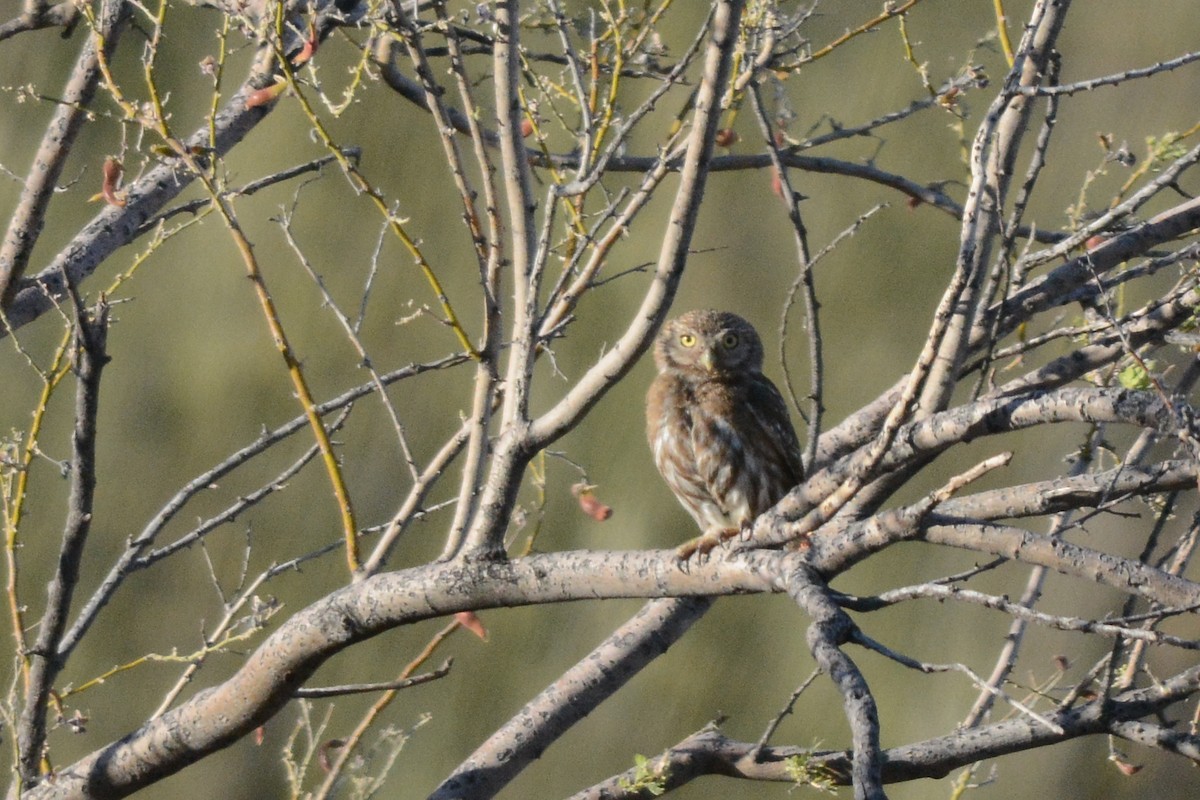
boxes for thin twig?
[294,660,451,698]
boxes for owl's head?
[653,309,765,376]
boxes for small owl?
[646,310,804,556]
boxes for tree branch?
[26,552,776,799]
[17,296,109,785]
[1,50,279,336]
[0,0,127,304]
[430,597,713,799]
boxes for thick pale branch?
[923,522,1200,607]
[933,460,1196,521]
[983,194,1200,347]
[27,552,775,799]
[0,1,80,42]
[994,280,1200,397]
[764,386,1174,535]
[811,458,1198,573]
[1111,720,1200,762]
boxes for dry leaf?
[455,610,488,640]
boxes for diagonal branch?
[0,1,80,42]
[567,666,1200,795]
[923,522,1200,608]
[429,597,713,799]
[0,51,279,337]
[0,0,127,305]
[811,458,1198,574]
[918,0,1071,415]
[58,354,468,658]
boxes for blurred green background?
[1,1,1198,797]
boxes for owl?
[646,309,804,558]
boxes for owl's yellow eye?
[722,333,740,349]
[679,333,697,347]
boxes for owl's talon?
[674,537,705,564]
[675,528,738,565]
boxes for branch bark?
[17,298,109,785]
[23,553,771,800]
[0,0,127,305]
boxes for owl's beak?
[700,349,716,373]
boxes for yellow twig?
[142,0,169,125]
[213,204,361,573]
[207,15,231,149]
[88,5,362,574]
[993,0,1015,68]
[58,619,274,701]
[626,0,676,57]
[102,212,208,303]
[311,618,467,800]
[592,0,624,161]
[281,23,478,359]
[1,327,72,695]
[321,27,376,117]
[805,0,923,64]
[898,12,935,97]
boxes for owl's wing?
[743,373,804,485]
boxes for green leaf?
[1118,361,1155,390]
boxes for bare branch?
[923,522,1200,608]
[430,598,712,799]
[58,354,468,657]
[293,660,451,698]
[17,296,108,783]
[1,50,279,336]
[1020,50,1200,96]
[0,0,127,304]
[25,552,776,799]
[0,1,79,42]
